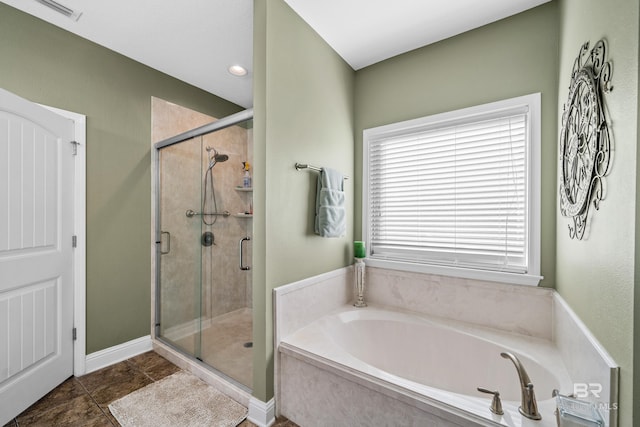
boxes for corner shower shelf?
[234,213,253,218]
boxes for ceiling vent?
[35,0,82,21]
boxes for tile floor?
[3,351,296,427]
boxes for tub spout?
[500,352,541,420]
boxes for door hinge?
[72,235,77,248]
[70,140,79,156]
[72,327,77,341]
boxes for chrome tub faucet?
[501,351,542,420]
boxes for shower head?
[206,146,229,169]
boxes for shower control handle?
[239,237,251,271]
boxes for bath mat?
[108,370,247,427]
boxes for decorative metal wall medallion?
[559,40,613,240]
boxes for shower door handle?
[239,237,251,270]
[160,231,171,255]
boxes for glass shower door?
[155,114,254,392]
[197,122,253,389]
[157,136,203,359]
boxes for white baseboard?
[84,335,153,374]
[247,397,275,427]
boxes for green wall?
[252,0,269,403]
[354,2,560,287]
[5,0,638,419]
[252,0,355,401]
[0,3,242,354]
[556,0,639,424]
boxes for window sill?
[365,258,543,287]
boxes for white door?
[0,88,75,424]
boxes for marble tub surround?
[365,267,554,340]
[279,307,572,426]
[273,266,353,345]
[273,266,352,421]
[274,265,619,427]
[553,295,619,427]
[280,353,466,427]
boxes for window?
[363,94,541,286]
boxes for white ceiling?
[1,0,255,108]
[284,0,551,70]
[2,0,551,109]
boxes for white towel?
[314,167,346,238]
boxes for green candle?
[354,241,366,258]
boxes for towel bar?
[295,163,349,179]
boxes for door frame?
[41,104,86,377]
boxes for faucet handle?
[477,387,504,415]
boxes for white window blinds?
[366,107,531,275]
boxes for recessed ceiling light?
[35,0,82,21]
[228,65,248,77]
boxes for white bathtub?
[278,306,573,426]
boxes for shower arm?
[185,209,230,218]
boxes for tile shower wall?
[201,125,253,318]
[152,98,252,342]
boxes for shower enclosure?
[154,109,253,391]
